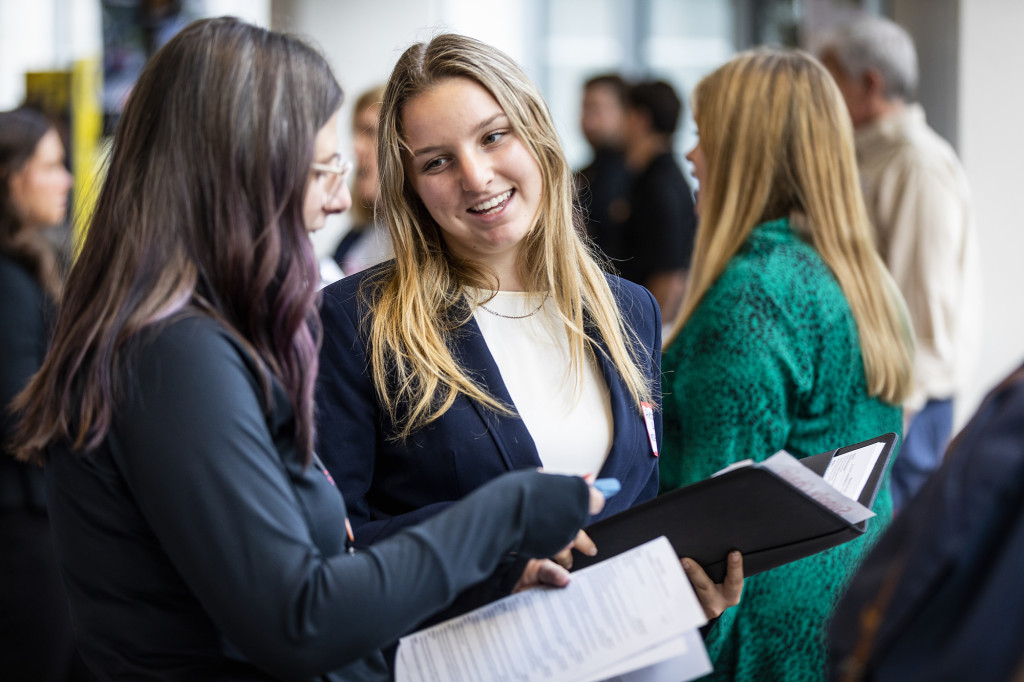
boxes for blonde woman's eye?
[483,131,507,145]
[423,157,448,173]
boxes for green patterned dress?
[660,217,901,681]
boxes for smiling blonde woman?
[317,33,743,621]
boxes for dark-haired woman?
[11,18,601,681]
[0,106,89,680]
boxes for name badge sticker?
[641,401,659,457]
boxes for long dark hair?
[13,17,342,463]
[0,107,64,298]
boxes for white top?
[467,288,614,477]
[318,257,344,289]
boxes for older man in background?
[818,15,983,511]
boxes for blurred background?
[1,0,1018,429]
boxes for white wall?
[0,0,102,110]
[958,1,1024,419]
[205,0,270,25]
[0,0,267,110]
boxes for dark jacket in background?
[576,146,632,257]
[0,252,92,681]
[605,151,696,287]
[830,362,1024,681]
[0,253,53,512]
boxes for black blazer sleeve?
[49,316,589,679]
[828,364,1024,681]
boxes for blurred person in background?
[658,49,914,680]
[0,106,90,680]
[830,361,1024,681]
[817,15,983,511]
[610,79,697,323]
[333,84,393,276]
[575,73,631,257]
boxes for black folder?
[572,432,899,581]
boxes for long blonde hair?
[668,49,912,404]
[368,33,654,439]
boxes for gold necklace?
[477,294,548,320]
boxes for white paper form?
[823,441,885,501]
[394,537,710,682]
[760,451,876,524]
[593,630,712,682]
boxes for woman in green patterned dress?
[659,49,914,680]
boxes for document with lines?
[394,536,711,682]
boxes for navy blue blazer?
[317,264,663,547]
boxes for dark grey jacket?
[46,313,589,680]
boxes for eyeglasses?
[311,156,353,198]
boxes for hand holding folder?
[572,433,899,581]
[396,537,714,682]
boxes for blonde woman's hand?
[681,551,744,620]
[551,529,597,569]
[512,558,570,594]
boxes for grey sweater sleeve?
[111,317,589,678]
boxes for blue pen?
[593,477,621,498]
